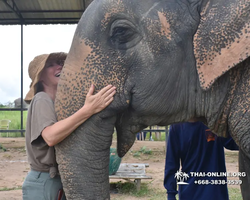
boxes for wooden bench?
[109,163,152,191]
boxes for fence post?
[165,126,169,152]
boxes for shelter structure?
[0,0,93,136]
[0,0,94,25]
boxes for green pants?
[22,170,66,200]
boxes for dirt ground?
[0,137,240,200]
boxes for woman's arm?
[42,84,116,146]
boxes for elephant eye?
[113,27,127,36]
[109,20,142,49]
[111,27,134,43]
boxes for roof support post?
[20,24,24,137]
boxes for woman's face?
[40,61,63,88]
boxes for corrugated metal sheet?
[0,0,93,25]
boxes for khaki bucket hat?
[24,52,67,104]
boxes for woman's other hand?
[84,84,116,115]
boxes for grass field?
[0,111,168,139]
[111,182,242,200]
[0,111,27,137]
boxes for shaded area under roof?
[0,0,95,136]
[0,0,93,25]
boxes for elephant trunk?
[54,25,128,198]
[55,115,116,200]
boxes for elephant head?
[54,0,250,199]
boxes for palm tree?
[182,173,189,182]
[175,170,183,181]
[175,170,189,185]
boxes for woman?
[22,52,116,200]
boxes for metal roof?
[0,0,93,25]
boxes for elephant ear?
[193,0,250,90]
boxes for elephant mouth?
[115,109,147,157]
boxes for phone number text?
[194,180,242,185]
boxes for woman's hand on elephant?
[84,84,116,115]
[41,85,116,146]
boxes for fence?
[142,126,169,140]
[0,108,169,148]
[0,107,27,137]
[139,126,169,150]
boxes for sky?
[0,24,77,105]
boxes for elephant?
[54,0,250,199]
[14,98,28,108]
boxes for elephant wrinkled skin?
[54,0,250,199]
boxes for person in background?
[136,131,147,140]
[164,119,238,200]
[22,52,116,200]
